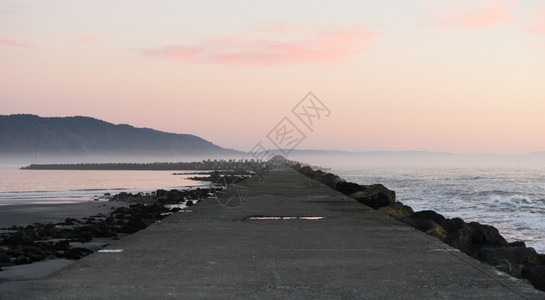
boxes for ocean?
[324,159,545,253]
[0,170,209,205]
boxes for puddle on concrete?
[246,216,327,220]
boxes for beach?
[0,201,128,229]
[0,201,130,294]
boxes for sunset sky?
[2,0,545,155]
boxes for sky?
[1,0,545,155]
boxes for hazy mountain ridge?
[0,114,240,158]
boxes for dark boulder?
[438,219,458,234]
[62,247,94,260]
[349,184,396,209]
[298,166,314,177]
[426,226,448,241]
[119,218,148,234]
[336,182,364,195]
[401,218,441,233]
[468,222,508,246]
[319,173,342,189]
[510,241,526,248]
[61,218,81,225]
[24,246,48,262]
[444,228,474,257]
[450,218,468,230]
[539,254,545,265]
[0,248,10,265]
[522,264,545,291]
[479,246,539,278]
[412,214,460,234]
[54,240,70,251]
[378,202,414,219]
[10,246,47,264]
[3,228,38,246]
[412,210,446,224]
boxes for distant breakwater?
[292,164,545,292]
[20,159,263,171]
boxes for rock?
[378,202,414,219]
[24,246,48,262]
[468,222,508,246]
[426,226,448,241]
[62,247,93,260]
[54,240,70,251]
[165,190,184,203]
[444,228,474,257]
[480,247,538,265]
[539,254,545,265]
[294,166,396,210]
[510,241,526,248]
[479,246,539,278]
[116,192,133,201]
[337,182,364,195]
[412,210,446,224]
[319,173,343,189]
[298,166,314,177]
[119,218,148,234]
[349,184,396,209]
[401,218,441,233]
[62,218,81,225]
[450,218,468,230]
[3,228,38,246]
[522,264,545,291]
[10,246,47,264]
[13,255,31,265]
[410,211,460,234]
[439,219,458,234]
[0,248,10,265]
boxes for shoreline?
[0,187,219,293]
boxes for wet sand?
[0,201,129,294]
[0,201,129,228]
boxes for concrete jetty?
[6,167,544,299]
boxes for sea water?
[0,170,210,205]
[321,159,545,253]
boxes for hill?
[0,114,240,160]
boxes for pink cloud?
[145,25,380,66]
[431,1,515,29]
[526,6,545,34]
[0,38,37,49]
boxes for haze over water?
[0,170,208,205]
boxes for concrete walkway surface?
[3,167,544,299]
